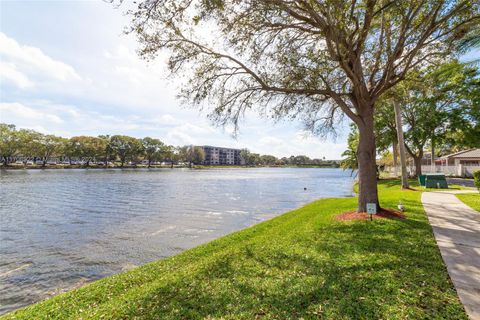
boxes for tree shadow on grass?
[121,216,466,320]
[378,179,420,188]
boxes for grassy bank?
[2,180,466,319]
[456,193,480,212]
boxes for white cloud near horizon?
[0,61,34,89]
[0,32,81,87]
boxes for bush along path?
[2,181,468,319]
[422,190,480,320]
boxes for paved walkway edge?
[422,190,480,320]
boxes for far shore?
[1,164,340,170]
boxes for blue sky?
[0,1,478,159]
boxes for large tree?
[67,136,107,166]
[141,137,165,167]
[99,135,115,167]
[130,0,479,211]
[240,149,261,166]
[110,135,143,167]
[179,145,206,167]
[37,134,65,167]
[19,129,44,164]
[161,145,177,168]
[441,64,480,150]
[0,124,22,166]
[260,154,278,166]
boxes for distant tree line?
[239,149,339,167]
[0,124,338,168]
[0,124,190,168]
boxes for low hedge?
[474,170,480,191]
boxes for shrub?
[474,170,480,191]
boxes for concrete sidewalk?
[422,190,480,320]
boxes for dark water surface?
[0,168,354,314]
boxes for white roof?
[441,149,480,159]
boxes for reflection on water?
[0,168,354,314]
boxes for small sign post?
[366,203,377,221]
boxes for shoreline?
[0,165,340,171]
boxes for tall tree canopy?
[402,62,479,175]
[130,0,479,211]
[179,145,206,167]
[375,61,479,176]
[0,124,22,166]
[110,135,143,167]
[67,136,107,166]
[141,137,166,167]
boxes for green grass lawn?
[2,180,466,319]
[456,193,480,212]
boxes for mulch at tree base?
[335,208,406,221]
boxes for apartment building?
[199,146,244,165]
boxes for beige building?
[438,149,480,177]
[199,146,244,165]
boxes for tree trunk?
[2,156,8,167]
[392,141,398,177]
[394,99,409,189]
[414,156,422,177]
[431,137,435,172]
[356,111,380,212]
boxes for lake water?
[0,168,354,314]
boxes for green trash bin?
[418,175,426,187]
[425,173,448,189]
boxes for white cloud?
[0,62,33,88]
[258,136,284,147]
[164,122,219,146]
[243,129,347,159]
[178,123,216,135]
[159,114,176,123]
[0,102,63,124]
[167,130,195,146]
[0,32,81,85]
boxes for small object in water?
[398,200,405,212]
[304,187,307,190]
